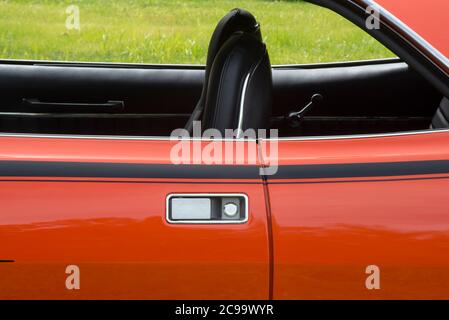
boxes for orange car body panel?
[375,0,449,60]
[260,130,449,299]
[1,0,449,300]
[0,137,269,299]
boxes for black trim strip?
[0,260,15,263]
[269,175,449,185]
[0,179,260,185]
[270,160,449,180]
[0,161,260,179]
[2,175,449,185]
[1,160,449,181]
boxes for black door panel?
[0,59,440,136]
[271,60,441,135]
[272,60,440,117]
[0,63,203,114]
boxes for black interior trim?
[0,59,439,136]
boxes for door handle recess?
[166,194,248,224]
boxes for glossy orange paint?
[0,137,269,299]
[0,0,447,302]
[374,0,449,60]
[260,130,449,299]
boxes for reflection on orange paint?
[0,137,269,300]
[261,131,449,299]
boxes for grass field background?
[0,0,395,64]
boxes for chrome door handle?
[166,194,248,224]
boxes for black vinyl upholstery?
[184,8,266,133]
[202,33,272,135]
[431,98,449,129]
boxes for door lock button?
[223,203,239,217]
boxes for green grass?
[0,0,395,64]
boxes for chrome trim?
[0,57,401,69]
[0,128,449,142]
[273,57,400,68]
[269,128,449,141]
[236,73,251,139]
[0,132,256,141]
[0,58,203,69]
[166,193,249,225]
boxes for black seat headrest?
[185,8,261,132]
[205,8,261,78]
[201,33,272,136]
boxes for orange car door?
[0,135,269,299]
[261,131,449,299]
